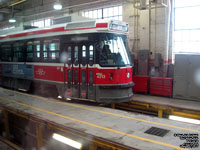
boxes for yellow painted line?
[0,96,187,150]
[3,88,200,133]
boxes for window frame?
[26,40,34,62]
[42,37,61,63]
[82,5,122,21]
[0,43,12,62]
[13,41,24,62]
[173,1,200,54]
[31,18,51,28]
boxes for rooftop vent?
[52,16,71,25]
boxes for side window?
[89,45,94,66]
[82,70,86,85]
[67,46,72,65]
[74,70,78,85]
[34,41,40,59]
[1,44,12,61]
[89,70,93,86]
[43,39,60,61]
[74,46,79,65]
[67,69,71,88]
[26,41,34,61]
[49,39,60,60]
[13,42,24,62]
[43,40,48,60]
[82,45,86,65]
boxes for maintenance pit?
[0,88,199,150]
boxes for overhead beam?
[0,0,26,9]
[0,8,11,14]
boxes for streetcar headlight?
[127,72,130,78]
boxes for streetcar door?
[80,44,96,100]
[64,44,80,98]
[80,45,87,99]
[72,45,80,98]
[64,43,96,101]
[64,45,73,98]
[87,44,96,100]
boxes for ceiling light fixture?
[9,6,16,23]
[53,1,62,10]
[9,18,16,23]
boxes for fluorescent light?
[53,2,62,10]
[169,115,200,125]
[9,18,16,23]
[52,133,82,149]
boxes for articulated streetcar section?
[0,88,200,150]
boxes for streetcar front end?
[95,21,134,103]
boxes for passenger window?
[13,42,24,62]
[67,69,71,88]
[43,39,60,61]
[89,70,93,86]
[43,40,48,60]
[82,70,86,85]
[82,45,86,66]
[82,45,86,58]
[34,41,40,59]
[89,45,94,66]
[26,41,33,61]
[67,46,72,65]
[49,39,60,60]
[74,46,79,65]
[74,70,78,85]
[0,44,12,61]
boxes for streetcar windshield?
[99,33,132,66]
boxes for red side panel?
[95,67,132,85]
[150,77,173,97]
[34,65,64,82]
[132,75,149,93]
[33,65,132,85]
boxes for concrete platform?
[0,140,17,150]
[133,94,200,111]
[0,88,200,150]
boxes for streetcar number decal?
[96,73,105,79]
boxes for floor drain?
[144,127,169,137]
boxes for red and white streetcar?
[0,20,133,103]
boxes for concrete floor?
[133,94,200,111]
[0,141,15,150]
[0,88,200,150]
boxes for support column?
[3,110,10,139]
[111,103,116,109]
[36,123,43,150]
[89,143,97,150]
[158,109,163,118]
